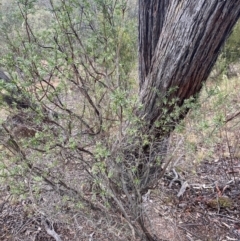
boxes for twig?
[169,168,178,188]
[178,225,203,240]
[225,110,240,123]
[214,214,240,222]
[177,181,189,198]
[42,218,62,241]
[158,155,174,180]
[159,138,184,180]
[89,232,94,241]
[0,194,12,212]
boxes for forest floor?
[0,154,239,241]
[0,68,240,241]
[145,153,240,241]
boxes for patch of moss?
[207,196,233,209]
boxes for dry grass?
[170,68,240,165]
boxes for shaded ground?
[0,154,239,241]
[0,200,74,241]
[160,157,240,241]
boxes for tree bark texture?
[139,0,240,127]
[138,0,169,89]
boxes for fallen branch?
[42,218,62,241]
[177,181,189,198]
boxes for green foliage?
[0,1,141,239]
[214,20,240,76]
[224,20,240,64]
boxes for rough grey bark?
[139,0,240,127]
[138,0,169,89]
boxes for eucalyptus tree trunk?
[134,0,240,195]
[139,1,240,129]
[132,4,240,239]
